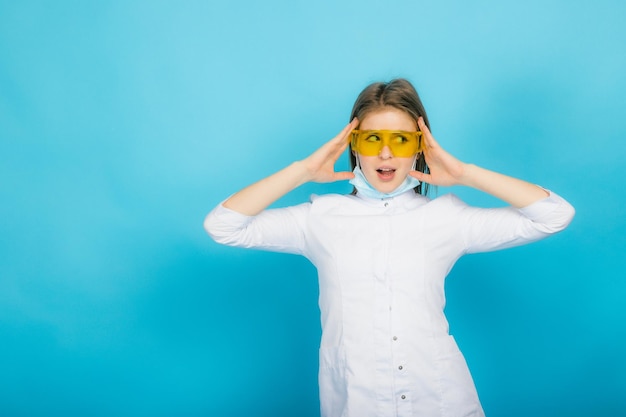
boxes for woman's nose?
[379,145,393,159]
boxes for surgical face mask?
[349,157,420,200]
[351,130,423,157]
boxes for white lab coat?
[204,190,575,417]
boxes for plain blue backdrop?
[1,1,625,416]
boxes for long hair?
[349,79,431,196]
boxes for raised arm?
[409,117,549,208]
[223,118,359,216]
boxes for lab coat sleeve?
[203,202,311,256]
[458,190,575,254]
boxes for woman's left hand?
[410,117,550,207]
[408,117,468,187]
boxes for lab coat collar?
[354,188,418,207]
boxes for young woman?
[204,79,575,417]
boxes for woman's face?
[355,107,419,194]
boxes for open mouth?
[376,167,396,180]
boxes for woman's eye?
[365,135,381,142]
[393,135,409,144]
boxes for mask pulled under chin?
[349,165,420,200]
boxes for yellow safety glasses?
[351,130,423,157]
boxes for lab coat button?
[398,365,403,370]
[401,395,406,400]
[392,336,398,341]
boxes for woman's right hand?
[222,118,359,216]
[300,118,359,184]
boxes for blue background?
[1,1,625,416]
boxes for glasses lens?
[359,132,383,156]
[352,131,421,157]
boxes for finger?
[315,118,358,164]
[332,130,353,155]
[320,122,352,153]
[329,118,358,155]
[335,117,359,144]
[409,170,432,184]
[328,141,350,162]
[418,117,439,149]
[339,118,358,137]
[333,171,355,181]
[409,170,425,180]
[348,116,359,130]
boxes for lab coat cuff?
[518,189,572,223]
